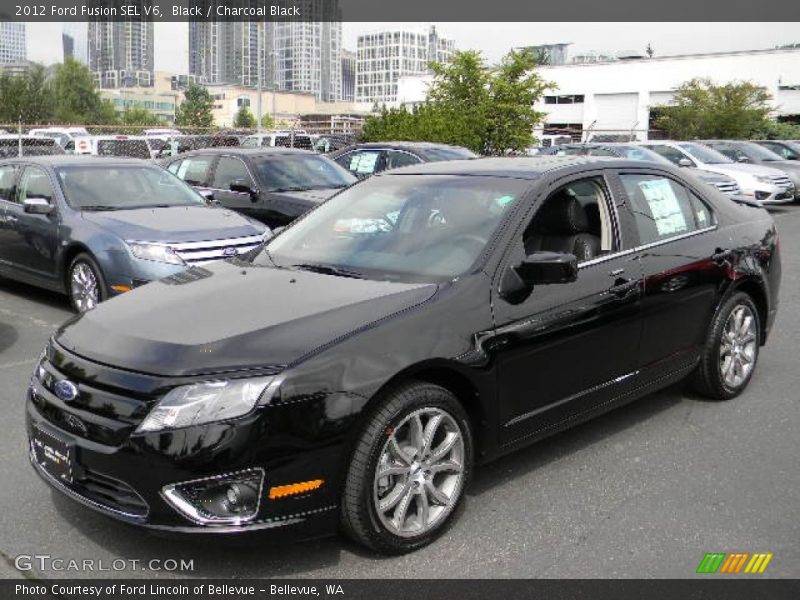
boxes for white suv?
[641,141,795,205]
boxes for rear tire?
[67,253,107,313]
[340,382,473,554]
[692,292,760,400]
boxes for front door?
[489,172,644,446]
[208,155,261,219]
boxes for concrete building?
[517,43,571,66]
[0,22,27,65]
[356,25,454,106]
[63,23,88,65]
[205,84,317,127]
[395,47,800,140]
[98,72,181,123]
[189,19,262,87]
[88,3,154,88]
[341,49,356,102]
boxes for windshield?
[423,147,478,161]
[260,174,528,281]
[57,166,206,210]
[254,154,356,191]
[678,143,733,164]
[738,142,783,161]
[607,145,669,162]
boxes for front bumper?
[24,349,352,536]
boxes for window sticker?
[638,179,688,236]
[349,152,379,174]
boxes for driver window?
[19,167,55,204]
[522,177,614,262]
[212,157,251,190]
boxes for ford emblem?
[222,247,238,257]
[54,380,79,403]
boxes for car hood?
[55,260,437,377]
[267,187,343,204]
[699,163,788,179]
[81,205,264,242]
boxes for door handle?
[608,277,638,297]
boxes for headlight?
[136,377,276,433]
[753,175,774,184]
[127,241,185,265]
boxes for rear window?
[422,147,478,161]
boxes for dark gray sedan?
[0,156,269,312]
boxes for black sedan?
[330,141,477,178]
[164,148,356,227]
[27,157,780,554]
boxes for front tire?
[68,253,107,313]
[692,292,760,400]
[340,382,473,554]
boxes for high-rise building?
[356,26,455,105]
[341,49,356,102]
[63,22,89,65]
[189,1,343,102]
[0,22,27,65]
[88,1,154,88]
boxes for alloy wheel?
[719,304,758,389]
[372,407,465,538]
[70,262,99,313]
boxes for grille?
[770,175,793,190]
[170,234,265,265]
[712,181,741,195]
[72,468,149,518]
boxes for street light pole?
[257,21,263,132]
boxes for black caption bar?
[4,579,800,600]
[1,0,800,21]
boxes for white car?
[91,135,164,160]
[241,130,314,150]
[28,127,92,154]
[641,141,794,205]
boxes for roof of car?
[0,155,152,167]
[378,155,652,179]
[339,141,468,151]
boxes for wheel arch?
[60,242,95,287]
[726,277,769,345]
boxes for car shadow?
[0,322,18,354]
[46,383,690,575]
[0,276,70,312]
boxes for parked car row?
[542,139,800,205]
[22,152,781,554]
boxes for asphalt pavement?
[0,206,798,579]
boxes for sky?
[25,22,800,72]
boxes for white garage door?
[594,93,639,131]
[649,91,676,107]
[777,89,800,115]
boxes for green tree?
[175,83,214,128]
[0,64,54,124]
[233,105,257,129]
[654,78,773,139]
[260,113,275,129]
[361,49,550,155]
[120,106,162,126]
[754,119,800,140]
[50,58,108,124]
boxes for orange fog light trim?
[111,285,132,293]
[269,479,324,499]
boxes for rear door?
[167,154,216,197]
[207,155,260,218]
[334,149,386,178]
[0,164,20,270]
[614,168,729,384]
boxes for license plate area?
[32,427,73,484]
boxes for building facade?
[63,22,88,65]
[356,26,454,106]
[341,49,356,102]
[88,5,154,88]
[189,19,261,87]
[0,22,27,65]
[396,47,800,140]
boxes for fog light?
[162,469,264,525]
[755,191,770,200]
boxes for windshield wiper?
[269,186,312,193]
[80,205,123,211]
[291,263,365,279]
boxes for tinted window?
[19,167,55,203]
[385,151,421,169]
[0,166,16,202]
[96,139,151,159]
[621,174,715,245]
[758,142,799,160]
[646,145,692,166]
[422,147,478,161]
[254,155,356,191]
[213,157,251,189]
[172,156,213,186]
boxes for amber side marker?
[269,479,324,499]
[110,285,132,293]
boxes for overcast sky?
[25,22,800,71]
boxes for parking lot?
[0,206,797,580]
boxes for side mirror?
[23,197,54,215]
[737,156,751,163]
[499,251,578,303]
[678,158,693,168]
[230,179,258,201]
[197,189,218,205]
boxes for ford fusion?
[27,157,780,554]
[0,157,269,312]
